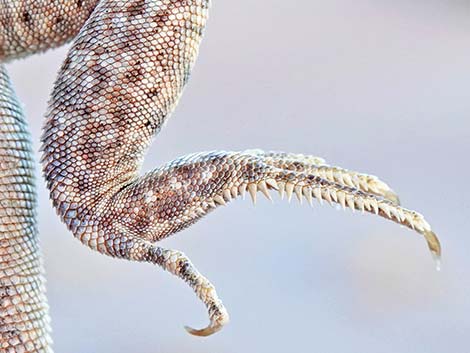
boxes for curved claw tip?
[184,324,222,337]
[424,230,441,271]
[424,231,441,255]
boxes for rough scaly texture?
[0,0,441,347]
[0,65,52,352]
[0,0,100,61]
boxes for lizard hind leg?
[68,149,439,336]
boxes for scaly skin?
[0,0,440,347]
[0,66,52,351]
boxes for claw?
[184,304,229,337]
[184,324,223,337]
[423,230,441,265]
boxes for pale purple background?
[6,1,470,352]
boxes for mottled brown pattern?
[0,0,100,62]
[0,0,441,347]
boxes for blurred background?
[6,0,470,352]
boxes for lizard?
[0,0,441,350]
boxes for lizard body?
[0,0,441,350]
[0,66,51,352]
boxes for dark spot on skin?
[55,16,63,25]
[153,8,171,24]
[141,116,158,132]
[4,327,20,339]
[179,261,190,276]
[124,66,144,83]
[131,213,152,232]
[0,285,12,298]
[77,179,88,193]
[62,57,72,71]
[127,0,146,18]
[147,87,159,97]
[22,11,33,28]
[76,0,83,8]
